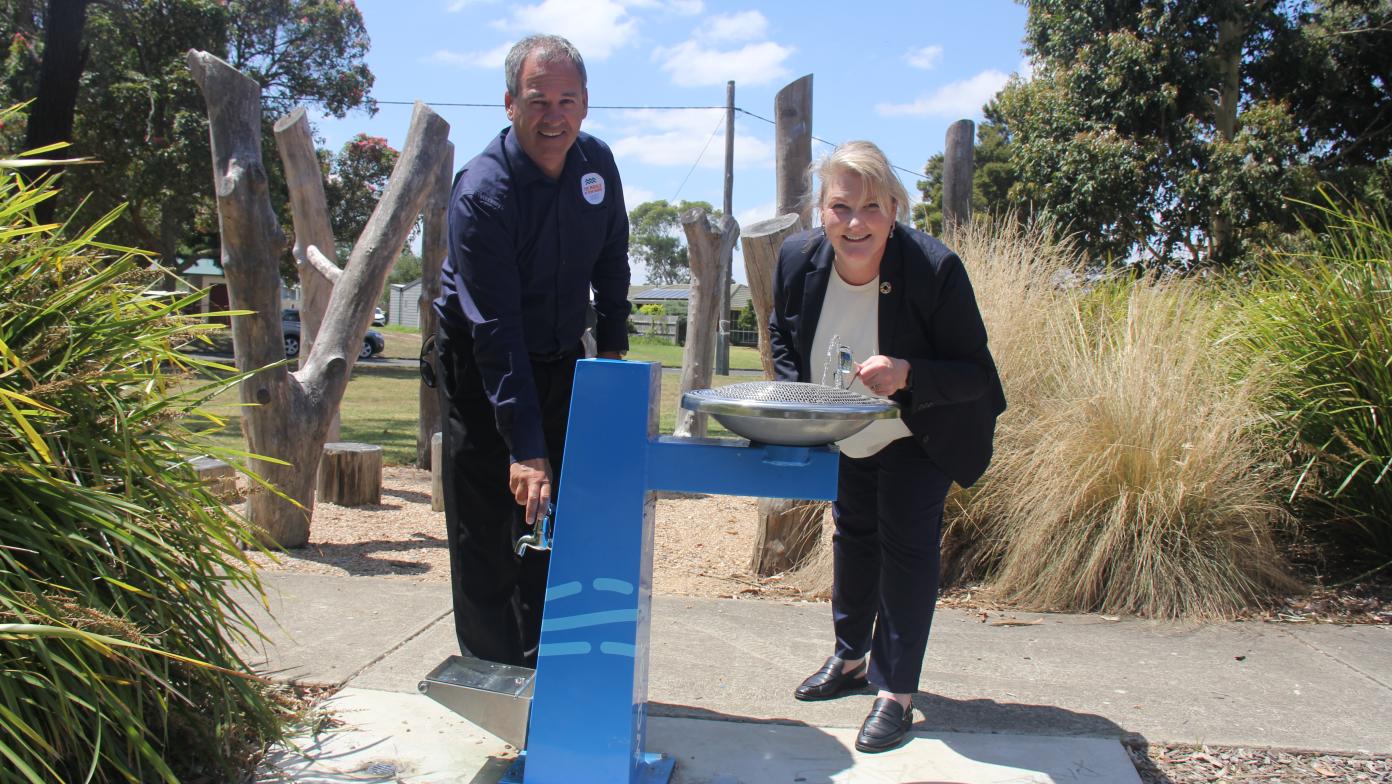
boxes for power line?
[670,113,726,203]
[367,99,926,182]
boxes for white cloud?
[735,200,778,229]
[494,0,638,60]
[621,0,702,11]
[447,0,499,10]
[652,40,793,87]
[699,10,767,43]
[875,69,1010,118]
[905,45,943,70]
[610,108,773,170]
[1017,56,1035,80]
[623,185,656,208]
[425,41,513,69]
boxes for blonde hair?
[810,140,911,223]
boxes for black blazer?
[768,225,1007,488]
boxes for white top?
[809,271,913,459]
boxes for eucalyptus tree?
[996,0,1392,267]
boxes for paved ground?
[235,572,1392,783]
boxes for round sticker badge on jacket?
[581,172,605,205]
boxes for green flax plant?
[1243,196,1392,560]
[0,147,286,781]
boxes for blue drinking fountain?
[421,359,897,783]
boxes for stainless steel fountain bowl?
[681,381,900,446]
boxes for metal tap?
[515,504,556,557]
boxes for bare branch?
[305,244,343,285]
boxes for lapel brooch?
[880,281,892,295]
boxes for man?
[434,34,630,668]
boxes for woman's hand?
[854,355,911,397]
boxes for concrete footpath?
[236,572,1392,783]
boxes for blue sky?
[313,0,1030,283]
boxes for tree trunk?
[417,142,453,469]
[317,442,383,506]
[943,119,975,232]
[274,106,341,441]
[742,215,828,577]
[775,75,813,230]
[23,0,90,224]
[189,50,449,547]
[1210,13,1245,265]
[739,213,800,379]
[674,207,739,438]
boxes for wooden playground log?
[751,497,828,577]
[775,75,814,230]
[943,119,975,231]
[190,456,240,502]
[317,442,383,507]
[418,143,453,470]
[739,213,801,379]
[189,48,449,546]
[674,207,739,438]
[430,431,444,512]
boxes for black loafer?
[794,655,868,701]
[855,696,914,753]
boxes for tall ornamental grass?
[0,155,287,781]
[1243,198,1392,558]
[943,217,1297,618]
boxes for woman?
[769,140,1006,753]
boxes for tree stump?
[317,442,383,506]
[190,456,240,502]
[750,497,828,576]
[430,431,444,512]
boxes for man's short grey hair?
[505,34,588,96]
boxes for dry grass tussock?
[791,217,1298,618]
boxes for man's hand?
[854,355,910,397]
[597,350,624,360]
[509,458,552,526]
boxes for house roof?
[631,283,750,312]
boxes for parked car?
[282,309,385,360]
[372,306,386,326]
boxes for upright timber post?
[674,207,739,438]
[943,119,975,231]
[775,75,813,230]
[418,142,453,469]
[715,80,735,376]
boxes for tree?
[324,132,399,250]
[20,0,88,225]
[915,105,1021,235]
[0,0,375,263]
[628,198,715,284]
[995,0,1392,267]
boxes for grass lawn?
[376,326,762,370]
[187,361,738,466]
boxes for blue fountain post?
[517,359,838,784]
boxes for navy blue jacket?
[769,226,1006,487]
[436,128,631,462]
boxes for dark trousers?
[435,326,579,668]
[831,436,953,694]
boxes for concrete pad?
[648,718,1139,784]
[257,687,516,784]
[648,597,1392,753]
[353,611,457,692]
[235,573,450,687]
[258,687,1136,784]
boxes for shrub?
[940,216,1297,618]
[0,157,286,780]
[1242,197,1392,558]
